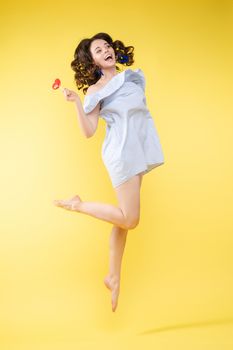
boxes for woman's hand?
[62,88,79,102]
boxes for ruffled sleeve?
[125,68,146,92]
[82,71,125,114]
[83,93,100,114]
[83,68,145,114]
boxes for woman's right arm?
[63,87,100,138]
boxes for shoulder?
[86,84,97,96]
[86,82,103,96]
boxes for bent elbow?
[85,127,97,138]
[85,132,94,138]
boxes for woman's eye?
[96,45,110,53]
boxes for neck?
[99,66,118,81]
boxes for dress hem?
[112,161,164,188]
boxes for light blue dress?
[83,68,165,188]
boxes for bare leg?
[53,173,143,312]
[104,173,143,312]
[54,196,130,230]
[53,174,143,230]
[104,225,128,312]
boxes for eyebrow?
[94,43,109,52]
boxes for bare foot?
[53,195,82,211]
[104,275,120,312]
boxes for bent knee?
[125,216,140,230]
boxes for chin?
[105,62,116,68]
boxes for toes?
[111,287,119,312]
[53,199,70,209]
[53,196,81,210]
[54,200,64,206]
[53,200,61,206]
[112,299,117,312]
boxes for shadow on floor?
[137,317,233,335]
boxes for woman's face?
[89,39,116,69]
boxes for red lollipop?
[52,78,64,90]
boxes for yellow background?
[0,0,233,348]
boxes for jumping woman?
[53,32,165,312]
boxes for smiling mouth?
[105,55,113,61]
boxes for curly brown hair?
[70,32,135,95]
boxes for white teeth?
[105,55,112,60]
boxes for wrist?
[75,95,81,103]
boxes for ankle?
[108,274,120,282]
